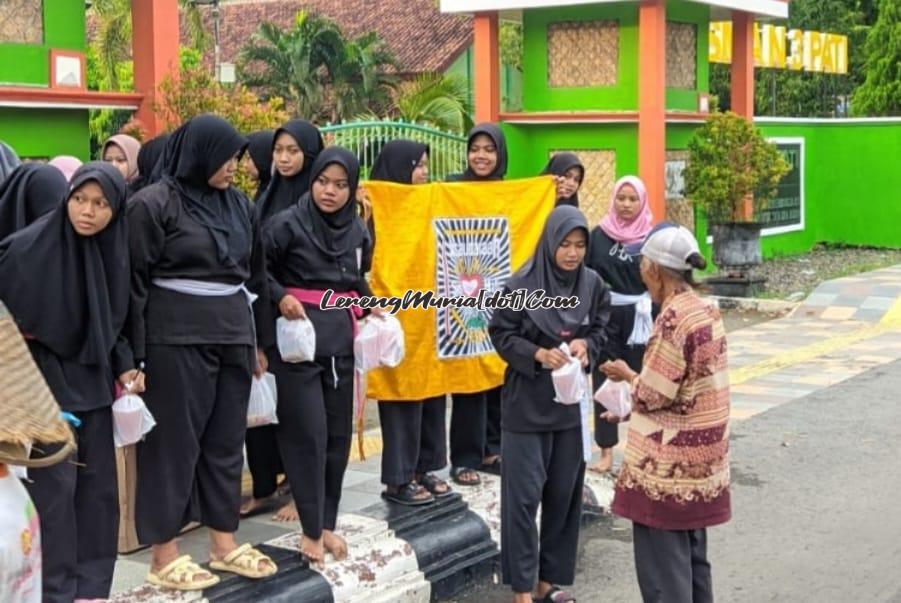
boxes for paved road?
[454,360,901,603]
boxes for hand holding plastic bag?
[594,378,632,419]
[277,316,316,363]
[354,315,406,373]
[247,373,278,428]
[112,392,156,448]
[551,343,588,406]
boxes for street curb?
[109,471,615,602]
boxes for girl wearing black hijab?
[264,146,373,567]
[255,119,324,225]
[542,153,585,208]
[369,140,452,505]
[127,133,170,196]
[244,129,275,203]
[0,162,69,241]
[488,205,611,603]
[448,122,508,487]
[128,114,276,589]
[0,161,140,603]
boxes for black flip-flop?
[417,472,454,498]
[536,586,577,603]
[382,482,435,506]
[450,466,481,486]
[479,457,501,476]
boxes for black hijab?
[295,147,366,257]
[455,122,508,182]
[542,153,584,208]
[129,133,169,194]
[0,162,129,367]
[0,163,69,241]
[507,205,597,340]
[154,114,251,267]
[370,140,429,183]
[246,130,275,202]
[256,120,323,224]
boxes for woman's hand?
[369,305,386,319]
[118,369,146,394]
[569,339,589,367]
[254,348,268,378]
[600,359,636,383]
[536,347,569,370]
[279,295,307,320]
[600,410,631,424]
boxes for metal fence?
[320,120,468,182]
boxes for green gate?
[320,120,468,181]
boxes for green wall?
[522,4,639,112]
[0,1,86,86]
[501,122,638,179]
[0,108,90,160]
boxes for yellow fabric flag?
[364,177,557,400]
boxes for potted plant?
[684,111,790,296]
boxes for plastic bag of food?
[594,378,632,418]
[247,373,279,428]
[551,343,587,406]
[277,316,316,363]
[112,393,156,448]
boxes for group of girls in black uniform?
[0,115,655,601]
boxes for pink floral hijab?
[598,175,654,245]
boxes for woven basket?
[550,149,617,226]
[547,21,619,88]
[666,22,697,90]
[0,302,74,467]
[0,0,43,44]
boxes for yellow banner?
[364,177,557,400]
[709,21,848,75]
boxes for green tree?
[852,0,901,115]
[359,72,473,133]
[238,11,345,119]
[328,31,399,122]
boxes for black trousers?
[271,353,354,539]
[501,428,585,593]
[26,406,118,603]
[378,396,447,486]
[593,342,646,449]
[245,424,284,499]
[136,344,254,544]
[632,523,713,603]
[485,386,502,457]
[449,390,486,469]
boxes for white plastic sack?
[354,315,406,373]
[354,320,381,373]
[594,378,632,419]
[375,314,405,368]
[0,471,42,603]
[112,393,156,448]
[551,343,587,406]
[277,316,316,363]
[247,373,279,428]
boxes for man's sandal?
[209,543,278,579]
[146,555,220,591]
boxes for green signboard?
[759,140,803,231]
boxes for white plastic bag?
[354,320,381,373]
[594,378,633,419]
[354,315,406,373]
[551,343,587,406]
[277,316,316,363]
[0,471,42,603]
[375,314,405,367]
[112,393,156,448]
[247,373,279,428]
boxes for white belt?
[610,291,652,346]
[152,278,259,349]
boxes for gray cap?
[640,224,701,271]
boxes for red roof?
[187,0,473,76]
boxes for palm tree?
[392,73,473,134]
[239,11,345,119]
[329,32,399,122]
[89,0,132,91]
